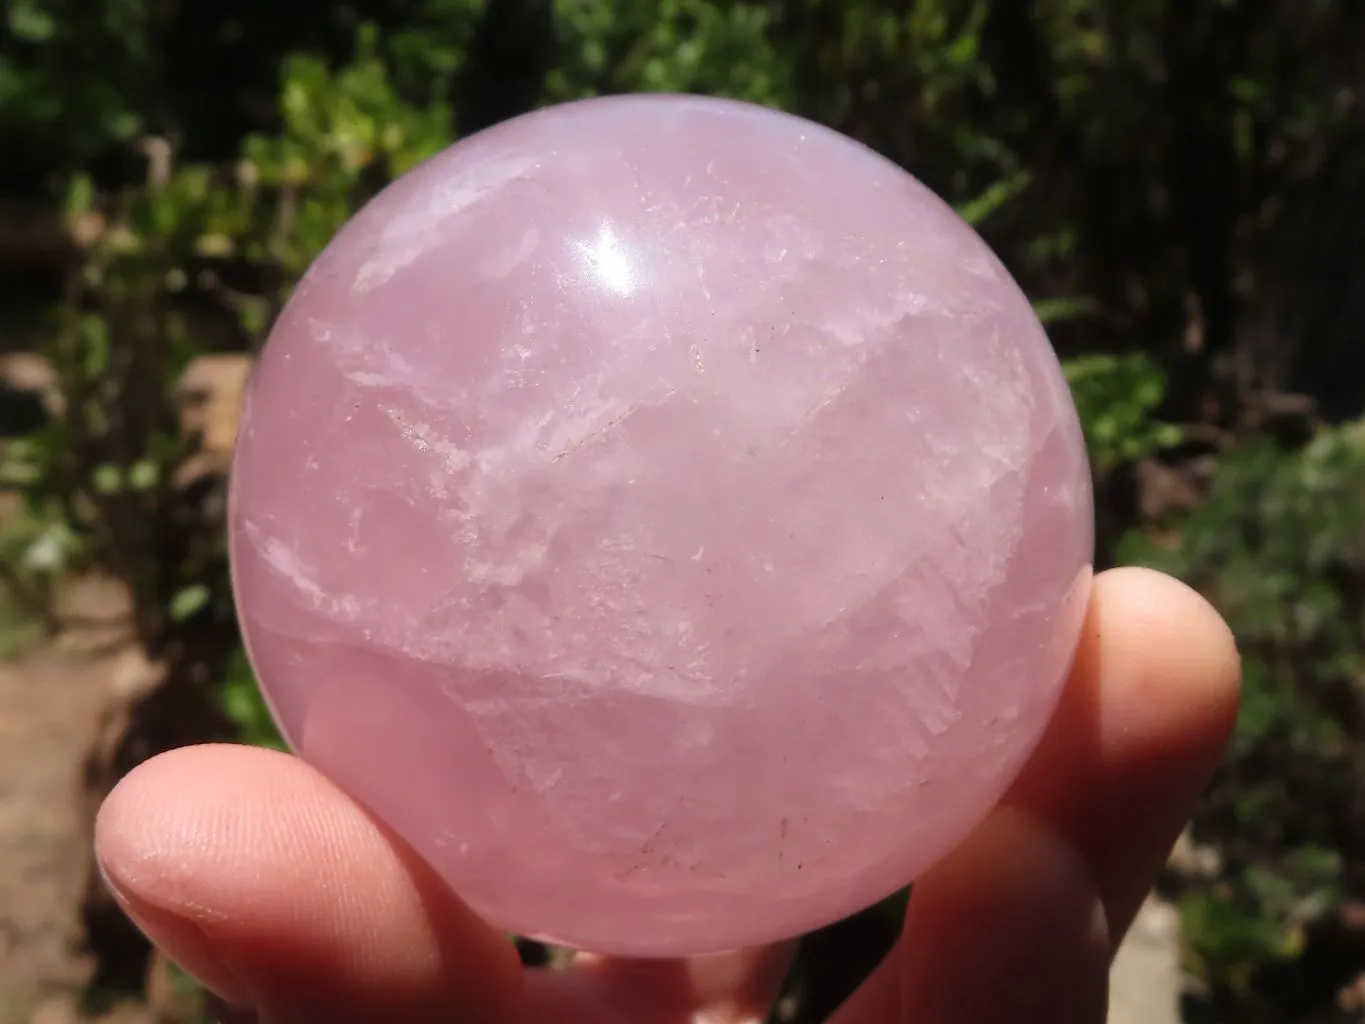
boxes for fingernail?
[98,861,254,1010]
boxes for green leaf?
[8,1,56,42]
[64,173,96,217]
[91,463,122,494]
[81,315,110,378]
[1034,296,1100,325]
[127,460,159,491]
[954,171,1031,227]
[169,584,210,622]
[219,647,285,749]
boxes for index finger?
[832,567,1240,1023]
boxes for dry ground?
[0,579,157,1024]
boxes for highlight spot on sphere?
[229,94,1095,957]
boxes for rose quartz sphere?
[229,94,1094,956]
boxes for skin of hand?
[94,566,1240,1024]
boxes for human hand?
[94,566,1239,1023]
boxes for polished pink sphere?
[229,94,1094,956]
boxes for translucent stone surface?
[229,94,1094,957]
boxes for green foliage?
[0,26,453,658]
[238,25,454,278]
[0,0,148,173]
[547,0,792,105]
[1064,352,1182,474]
[1123,423,1365,1005]
[383,0,487,103]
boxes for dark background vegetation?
[2,1,1364,1021]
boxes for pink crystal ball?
[229,94,1094,956]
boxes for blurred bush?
[2,2,1364,1021]
[1125,423,1365,1020]
[2,22,450,650]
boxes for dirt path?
[1111,898,1184,1024]
[0,579,151,1024]
[0,648,95,1021]
[0,647,104,1020]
